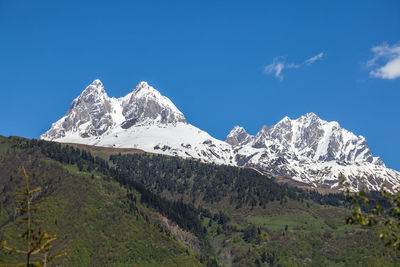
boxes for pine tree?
[0,166,66,266]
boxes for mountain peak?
[120,81,186,126]
[277,116,291,125]
[71,80,108,109]
[231,125,246,132]
[40,79,114,140]
[92,79,103,86]
[300,112,319,120]
[132,81,158,94]
[79,79,107,97]
[137,81,149,87]
[295,112,323,127]
[133,81,151,92]
[129,81,165,101]
[226,126,253,146]
[42,79,189,140]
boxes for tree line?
[9,137,221,240]
[109,153,347,208]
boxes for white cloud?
[264,52,324,80]
[305,52,324,65]
[264,57,286,81]
[368,43,400,80]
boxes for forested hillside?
[0,136,210,266]
[1,136,399,266]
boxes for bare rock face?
[120,81,186,127]
[226,126,253,146]
[41,80,115,140]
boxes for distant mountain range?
[41,80,400,192]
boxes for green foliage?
[7,137,219,243]
[0,166,65,266]
[346,186,400,250]
[3,136,400,266]
[109,153,347,208]
[0,137,204,266]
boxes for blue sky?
[0,1,399,169]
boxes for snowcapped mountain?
[226,113,399,192]
[231,112,382,164]
[41,80,234,165]
[41,79,400,192]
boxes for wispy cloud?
[367,42,400,80]
[305,52,324,65]
[264,52,324,80]
[264,57,292,81]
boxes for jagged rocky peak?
[229,112,398,191]
[40,79,115,140]
[70,79,109,108]
[265,116,294,146]
[291,114,376,163]
[295,112,325,125]
[226,126,253,146]
[90,78,104,88]
[277,116,291,124]
[134,81,153,93]
[252,125,270,148]
[41,79,189,141]
[239,112,380,165]
[299,112,319,120]
[121,81,186,127]
[64,79,114,137]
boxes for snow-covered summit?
[41,79,188,141]
[237,113,380,164]
[40,79,114,140]
[226,126,253,146]
[120,81,186,127]
[41,80,400,192]
[227,113,396,191]
[41,79,234,165]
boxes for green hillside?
[1,136,399,266]
[109,152,400,266]
[0,136,206,266]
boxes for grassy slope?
[109,153,400,266]
[203,198,399,266]
[0,136,202,266]
[1,136,400,266]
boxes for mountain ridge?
[41,80,234,165]
[41,79,400,192]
